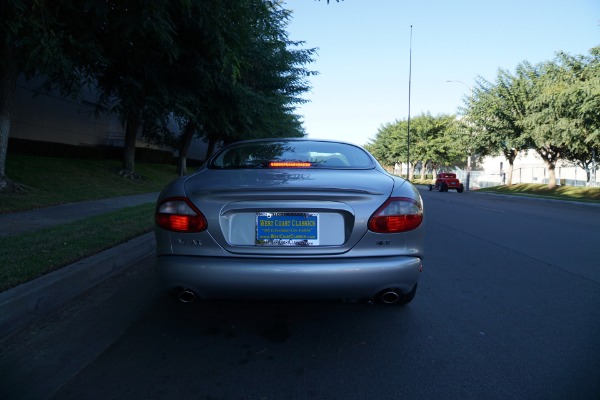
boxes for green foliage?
[458,64,538,184]
[359,46,600,188]
[366,113,463,174]
[0,155,178,213]
[205,1,315,143]
[459,46,600,187]
[366,119,408,165]
[85,0,315,147]
[1,0,317,181]
[1,1,97,178]
[365,44,599,189]
[524,49,600,174]
[478,184,600,202]
[1,1,85,81]
[0,154,176,290]
[0,204,155,292]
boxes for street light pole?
[446,79,473,191]
[446,80,473,99]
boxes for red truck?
[428,172,464,193]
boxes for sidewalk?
[0,192,160,339]
[0,192,159,237]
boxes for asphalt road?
[1,188,599,400]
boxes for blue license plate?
[256,212,319,246]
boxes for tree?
[0,0,90,191]
[366,119,408,170]
[464,49,599,188]
[464,65,535,185]
[2,0,316,182]
[525,53,598,188]
[210,1,314,144]
[413,114,462,179]
[538,48,600,184]
[80,0,179,177]
[144,0,316,176]
[140,0,243,176]
[366,113,460,179]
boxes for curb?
[466,189,600,207]
[0,233,156,340]
[416,185,600,207]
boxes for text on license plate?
[256,212,319,246]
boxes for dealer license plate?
[256,212,319,246]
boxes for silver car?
[155,138,424,305]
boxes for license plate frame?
[256,212,319,246]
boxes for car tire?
[457,184,464,193]
[428,184,433,191]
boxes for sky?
[284,0,600,146]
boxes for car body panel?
[156,255,421,300]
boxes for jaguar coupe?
[154,138,425,305]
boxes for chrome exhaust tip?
[378,289,401,304]
[177,288,197,303]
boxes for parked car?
[428,172,464,192]
[154,138,425,305]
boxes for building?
[473,152,599,188]
[9,76,208,162]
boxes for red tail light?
[368,197,423,233]
[155,197,207,232]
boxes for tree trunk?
[176,121,196,176]
[430,161,438,181]
[546,162,557,189]
[586,169,591,184]
[0,41,18,181]
[205,137,218,160]
[502,148,519,186]
[506,162,514,186]
[537,146,560,189]
[122,112,139,174]
[505,149,515,185]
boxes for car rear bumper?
[156,255,422,300]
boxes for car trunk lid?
[184,168,395,255]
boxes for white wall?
[477,151,599,187]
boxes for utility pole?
[407,25,412,181]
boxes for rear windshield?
[209,140,374,169]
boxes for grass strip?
[477,183,600,203]
[0,203,156,292]
[1,155,179,213]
